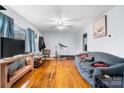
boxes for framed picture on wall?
[93,15,107,38]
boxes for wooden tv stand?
[0,53,34,88]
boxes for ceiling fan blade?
[38,20,58,25]
[65,17,85,22]
[40,19,55,22]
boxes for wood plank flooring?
[12,59,91,88]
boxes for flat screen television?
[0,37,25,58]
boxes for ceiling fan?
[40,6,85,30]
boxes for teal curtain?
[25,28,36,52]
[0,12,5,36]
[0,12,14,38]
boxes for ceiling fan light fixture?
[58,20,63,25]
[55,25,67,30]
[54,19,70,30]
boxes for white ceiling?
[8,5,114,32]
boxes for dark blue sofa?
[75,52,124,88]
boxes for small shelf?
[7,65,32,87]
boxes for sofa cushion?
[91,61,109,67]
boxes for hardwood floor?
[12,59,91,88]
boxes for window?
[14,25,26,40]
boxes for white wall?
[42,31,80,57]
[82,6,124,58]
[0,6,41,52]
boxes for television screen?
[1,37,25,58]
